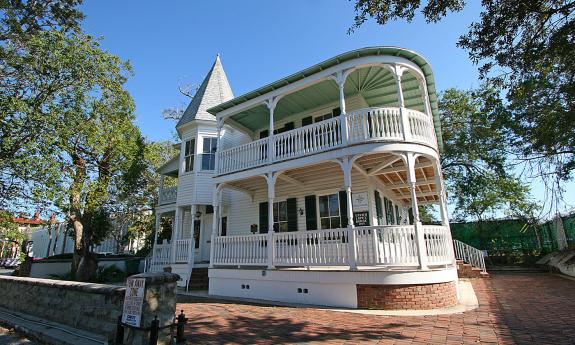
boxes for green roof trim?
[208,47,443,150]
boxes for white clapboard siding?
[225,169,371,236]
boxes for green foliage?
[0,211,26,256]
[439,86,538,221]
[349,0,464,33]
[0,1,85,208]
[94,265,125,283]
[129,141,178,257]
[350,0,575,205]
[48,264,126,283]
[1,1,149,280]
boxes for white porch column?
[406,153,428,270]
[215,119,223,174]
[335,71,349,145]
[209,187,222,268]
[339,156,357,270]
[266,99,277,163]
[266,173,276,269]
[191,204,198,248]
[169,206,182,265]
[434,161,457,263]
[159,175,165,196]
[153,212,161,247]
[419,82,432,118]
[394,65,410,141]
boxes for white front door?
[200,215,212,262]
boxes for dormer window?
[184,139,195,172]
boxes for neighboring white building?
[150,47,459,310]
[31,222,143,258]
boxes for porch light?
[298,208,304,216]
[195,211,202,219]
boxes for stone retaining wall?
[0,272,179,345]
[0,275,124,340]
[356,281,457,310]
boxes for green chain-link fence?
[450,211,575,265]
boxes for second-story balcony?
[217,106,436,175]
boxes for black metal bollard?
[116,315,124,345]
[149,316,159,345]
[176,310,187,343]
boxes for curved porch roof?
[207,46,443,149]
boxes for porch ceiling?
[223,155,439,205]
[228,66,424,133]
[354,154,439,204]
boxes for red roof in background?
[12,217,44,225]
[12,211,46,226]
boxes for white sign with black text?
[352,192,369,211]
[121,277,146,327]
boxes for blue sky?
[80,1,572,213]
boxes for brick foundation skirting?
[356,281,457,310]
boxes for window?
[201,137,217,170]
[220,217,227,237]
[184,139,195,172]
[374,191,384,225]
[273,201,288,232]
[319,193,341,229]
[384,197,395,225]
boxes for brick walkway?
[178,273,575,344]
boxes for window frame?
[317,192,342,230]
[273,200,289,233]
[200,137,217,171]
[184,138,196,173]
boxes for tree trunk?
[68,153,97,281]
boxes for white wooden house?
[150,47,460,310]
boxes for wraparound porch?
[211,224,452,269]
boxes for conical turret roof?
[177,55,234,127]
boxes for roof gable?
[177,55,234,127]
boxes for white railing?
[159,187,177,204]
[212,234,268,266]
[174,238,193,263]
[218,137,268,174]
[149,243,171,272]
[274,228,349,266]
[424,225,452,265]
[453,239,486,273]
[347,107,403,143]
[407,109,436,145]
[217,107,437,175]
[212,225,453,269]
[354,226,419,266]
[274,116,342,161]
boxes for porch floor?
[209,265,453,272]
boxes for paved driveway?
[178,273,575,344]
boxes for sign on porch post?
[352,192,369,211]
[121,277,146,327]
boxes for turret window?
[201,137,217,171]
[184,139,195,172]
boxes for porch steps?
[456,260,489,279]
[187,268,209,290]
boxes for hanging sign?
[352,192,369,211]
[121,277,146,327]
[354,211,370,227]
